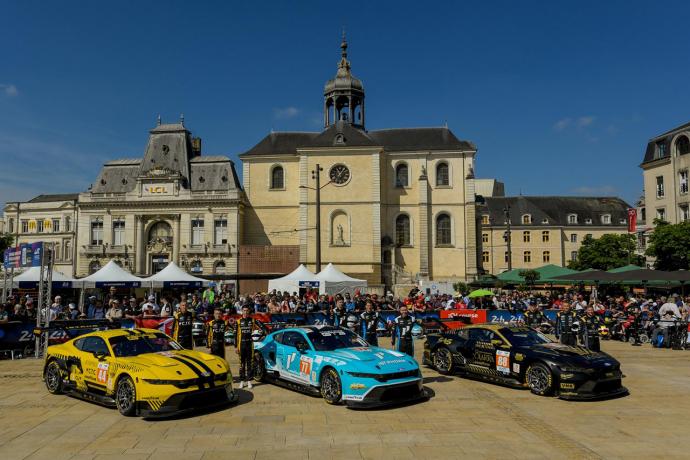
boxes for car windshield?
[109,332,182,357]
[500,328,551,347]
[306,328,368,351]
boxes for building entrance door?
[151,255,169,274]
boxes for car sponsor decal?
[350,383,366,390]
[342,394,364,401]
[514,353,524,362]
[512,363,520,374]
[374,352,385,359]
[96,363,109,384]
[377,359,406,366]
[495,350,510,374]
[286,353,297,369]
[560,383,575,389]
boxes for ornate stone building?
[3,121,244,278]
[241,38,480,289]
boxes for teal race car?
[253,325,428,408]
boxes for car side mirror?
[296,341,308,354]
[94,351,108,361]
[491,339,504,347]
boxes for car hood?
[529,343,617,365]
[122,350,227,377]
[318,347,418,372]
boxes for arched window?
[148,221,172,244]
[214,260,226,274]
[521,214,532,224]
[436,162,449,186]
[436,213,451,245]
[543,251,550,263]
[523,231,530,243]
[523,251,531,263]
[89,260,101,274]
[395,163,409,188]
[270,165,284,189]
[190,259,203,274]
[676,135,690,155]
[395,214,411,246]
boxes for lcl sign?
[144,184,170,195]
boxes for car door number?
[96,363,109,384]
[495,350,510,374]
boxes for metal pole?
[1,266,6,303]
[313,164,323,273]
[8,266,14,299]
[36,245,45,358]
[504,205,512,271]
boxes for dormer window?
[541,218,549,224]
[585,218,592,224]
[601,214,611,224]
[655,141,668,159]
[334,134,345,145]
[567,214,578,224]
[521,214,532,224]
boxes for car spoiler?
[33,319,121,339]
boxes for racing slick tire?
[115,375,137,416]
[44,360,65,395]
[525,362,554,396]
[320,367,342,405]
[253,352,266,383]
[432,346,454,375]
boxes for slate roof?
[28,193,79,203]
[481,196,630,227]
[641,120,690,164]
[240,124,475,157]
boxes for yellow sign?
[143,184,172,195]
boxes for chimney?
[191,137,202,156]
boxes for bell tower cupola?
[323,33,365,129]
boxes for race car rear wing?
[33,319,121,340]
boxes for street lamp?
[299,164,332,272]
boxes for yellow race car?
[42,328,237,418]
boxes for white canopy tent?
[12,266,76,288]
[315,263,367,296]
[75,260,145,288]
[146,262,209,289]
[268,264,319,294]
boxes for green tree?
[646,220,690,270]
[568,233,643,271]
[0,232,13,254]
[452,281,468,295]
[518,269,540,289]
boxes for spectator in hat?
[106,299,123,321]
[142,295,159,314]
[67,303,80,320]
[86,296,98,318]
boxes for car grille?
[178,387,227,410]
[376,369,420,382]
[379,382,422,402]
[593,379,622,394]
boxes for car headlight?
[558,366,594,375]
[143,378,198,389]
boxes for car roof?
[80,328,163,339]
[464,323,529,332]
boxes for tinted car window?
[81,337,110,355]
[272,332,284,344]
[282,331,305,348]
[73,338,86,350]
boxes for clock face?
[329,164,350,185]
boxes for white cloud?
[577,116,595,127]
[0,84,18,97]
[554,115,596,132]
[273,106,300,119]
[571,185,617,195]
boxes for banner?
[627,208,637,233]
[3,242,44,269]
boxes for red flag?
[627,208,637,233]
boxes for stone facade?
[479,196,631,274]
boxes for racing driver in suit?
[235,305,266,389]
[171,301,195,349]
[360,300,380,346]
[523,300,547,330]
[207,308,229,359]
[555,302,579,346]
[391,305,415,357]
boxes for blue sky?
[1,0,689,209]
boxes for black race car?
[423,323,628,400]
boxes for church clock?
[329,164,350,185]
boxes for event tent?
[315,263,367,295]
[496,264,578,284]
[268,264,319,294]
[11,266,76,288]
[75,260,145,288]
[146,262,209,289]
